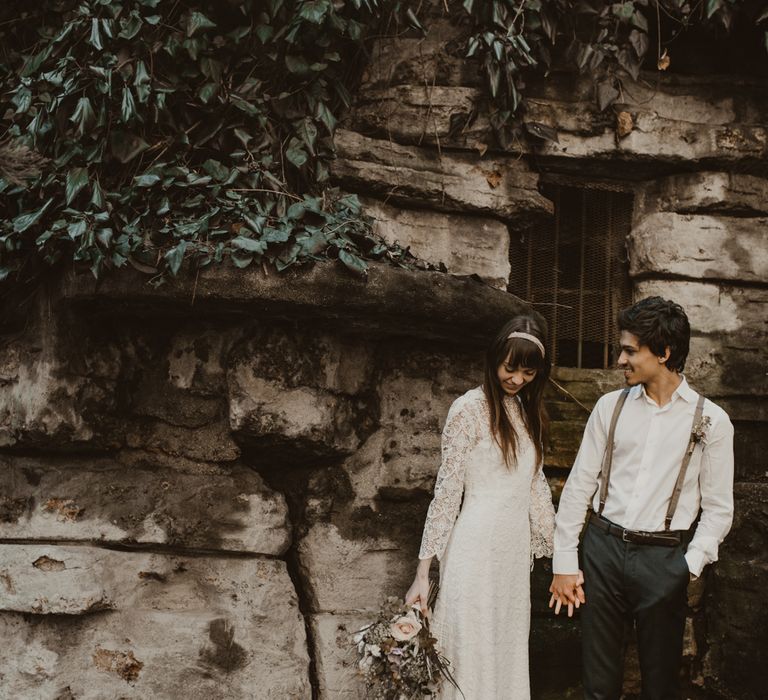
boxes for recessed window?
[508,182,634,369]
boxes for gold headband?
[507,331,545,357]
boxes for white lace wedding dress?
[419,387,555,700]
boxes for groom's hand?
[549,572,586,618]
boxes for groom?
[549,296,734,699]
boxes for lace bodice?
[418,387,554,562]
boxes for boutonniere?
[688,415,711,454]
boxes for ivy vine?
[0,0,765,289]
[0,0,426,287]
[460,0,768,146]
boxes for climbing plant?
[0,0,766,287]
[0,0,425,286]
[460,0,768,146]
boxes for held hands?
[548,571,586,618]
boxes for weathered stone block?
[349,85,492,149]
[629,213,768,283]
[350,72,768,171]
[0,550,310,698]
[297,522,415,614]
[722,483,768,560]
[132,419,242,463]
[0,332,110,449]
[524,89,768,169]
[362,197,511,288]
[0,456,290,555]
[311,613,369,700]
[704,558,768,700]
[642,172,768,217]
[360,18,476,90]
[131,326,234,428]
[226,329,376,463]
[333,129,553,226]
[340,429,440,505]
[685,336,767,407]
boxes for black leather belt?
[588,513,681,547]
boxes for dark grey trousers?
[581,519,690,700]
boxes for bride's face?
[497,354,538,396]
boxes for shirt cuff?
[684,549,706,578]
[552,551,579,575]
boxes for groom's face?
[617,331,667,386]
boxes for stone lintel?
[60,261,538,348]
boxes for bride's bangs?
[503,337,546,370]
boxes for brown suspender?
[665,394,706,531]
[597,388,630,516]
[596,389,707,531]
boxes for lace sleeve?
[418,395,479,560]
[530,465,555,566]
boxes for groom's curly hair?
[618,296,691,372]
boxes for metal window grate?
[508,183,634,369]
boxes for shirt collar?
[631,375,696,404]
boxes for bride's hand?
[405,572,431,617]
[548,570,586,617]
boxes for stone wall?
[329,12,768,698]
[1,8,767,699]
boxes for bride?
[405,315,556,699]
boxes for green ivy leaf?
[13,198,54,233]
[165,240,188,275]
[21,45,53,77]
[631,9,649,32]
[285,54,310,74]
[66,167,89,205]
[296,117,318,155]
[67,220,88,241]
[198,82,219,104]
[134,60,151,103]
[91,180,106,209]
[110,132,150,163]
[597,79,619,111]
[315,101,336,134]
[338,249,368,277]
[121,86,136,123]
[705,0,722,18]
[285,138,308,167]
[186,11,216,37]
[230,95,260,116]
[255,24,273,43]
[629,29,649,58]
[89,18,103,50]
[13,87,32,115]
[70,96,96,136]
[134,173,162,187]
[232,235,268,254]
[298,1,329,24]
[119,12,144,40]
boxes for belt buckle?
[622,529,631,543]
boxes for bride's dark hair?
[482,315,550,468]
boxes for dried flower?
[352,596,462,699]
[688,415,711,454]
[390,612,422,642]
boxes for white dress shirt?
[553,377,734,577]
